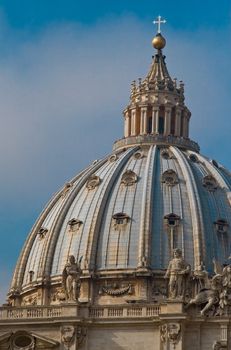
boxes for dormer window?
[161,150,171,159]
[62,182,73,197]
[161,169,178,186]
[86,175,101,190]
[133,151,143,159]
[108,154,118,162]
[121,170,137,186]
[211,159,219,168]
[214,219,229,233]
[112,213,130,229]
[37,227,48,239]
[189,154,198,163]
[164,213,180,227]
[68,218,83,231]
[202,175,218,192]
[29,271,34,283]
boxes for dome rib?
[170,146,205,269]
[138,145,156,268]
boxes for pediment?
[0,331,59,349]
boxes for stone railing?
[0,306,63,320]
[113,134,200,152]
[0,304,160,321]
[88,305,160,319]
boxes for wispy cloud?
[0,14,230,302]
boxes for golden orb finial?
[152,33,166,50]
[152,16,167,50]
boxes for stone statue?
[165,248,191,299]
[62,255,82,302]
[193,262,209,294]
[187,262,231,316]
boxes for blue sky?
[0,1,231,301]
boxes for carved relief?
[161,169,178,186]
[86,175,101,190]
[22,292,41,306]
[164,248,191,300]
[160,323,181,348]
[50,287,66,304]
[121,170,138,186]
[213,341,227,350]
[61,326,75,349]
[99,282,133,296]
[62,255,82,302]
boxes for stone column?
[164,107,172,135]
[141,107,148,134]
[131,109,136,136]
[153,106,160,133]
[151,107,155,134]
[175,108,182,137]
[124,110,131,137]
[143,107,148,134]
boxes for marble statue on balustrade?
[164,248,191,300]
[62,255,82,302]
[187,260,231,316]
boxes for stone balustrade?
[0,304,160,321]
[113,134,200,152]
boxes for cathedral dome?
[8,21,231,305]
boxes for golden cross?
[153,15,166,34]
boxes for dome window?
[211,159,219,168]
[202,175,218,192]
[214,219,229,233]
[161,150,170,159]
[161,169,178,186]
[62,182,73,197]
[37,227,48,239]
[108,154,118,162]
[189,154,198,163]
[86,175,101,190]
[164,213,180,227]
[13,332,34,349]
[68,218,83,231]
[29,270,34,283]
[112,213,130,229]
[121,170,138,186]
[133,151,143,159]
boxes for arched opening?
[170,107,176,135]
[158,106,165,134]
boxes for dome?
[8,23,231,307]
[10,143,231,296]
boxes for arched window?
[158,106,165,134]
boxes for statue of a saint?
[165,248,191,299]
[62,255,82,302]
